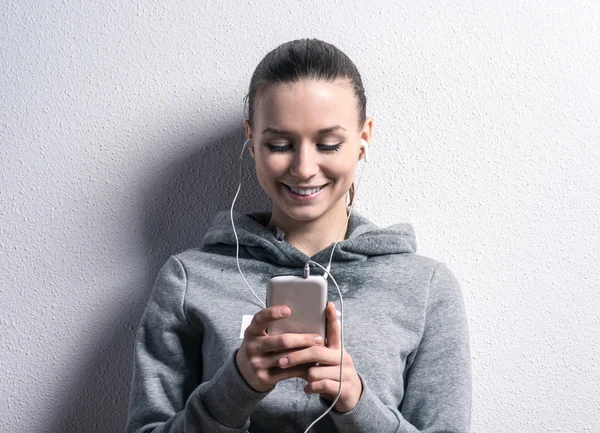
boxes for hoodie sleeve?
[123,255,273,433]
[326,261,472,433]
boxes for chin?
[278,201,343,224]
[279,206,322,222]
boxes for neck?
[266,200,350,258]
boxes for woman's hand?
[236,305,324,392]
[276,302,363,413]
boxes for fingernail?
[281,307,291,316]
[314,336,323,344]
[279,357,289,367]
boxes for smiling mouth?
[282,183,328,196]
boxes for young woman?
[124,38,472,433]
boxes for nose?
[289,143,319,180]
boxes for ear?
[360,116,374,160]
[359,140,369,162]
[243,119,256,160]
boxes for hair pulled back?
[244,38,367,207]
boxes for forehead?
[254,79,357,132]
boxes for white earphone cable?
[301,260,344,432]
[232,138,368,431]
[231,141,267,309]
[302,143,367,432]
[323,144,368,278]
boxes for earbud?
[240,139,253,159]
[360,138,369,162]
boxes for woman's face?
[244,78,372,225]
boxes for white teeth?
[288,185,324,195]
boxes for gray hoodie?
[124,209,472,433]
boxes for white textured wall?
[1,1,598,432]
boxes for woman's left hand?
[275,301,363,413]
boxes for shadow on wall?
[46,121,271,433]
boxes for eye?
[318,142,343,152]
[266,143,292,152]
[266,142,343,153]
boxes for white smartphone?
[266,275,327,340]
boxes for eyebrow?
[261,125,347,135]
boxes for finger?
[256,333,324,353]
[242,349,289,371]
[277,345,339,369]
[326,302,341,350]
[306,365,344,383]
[245,305,291,336]
[304,379,342,397]
[268,364,310,383]
[246,347,319,370]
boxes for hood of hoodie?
[200,209,417,268]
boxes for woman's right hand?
[235,305,324,392]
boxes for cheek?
[255,156,287,183]
[326,158,357,181]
